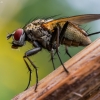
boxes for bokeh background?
[0,0,100,99]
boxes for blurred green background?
[0,0,100,99]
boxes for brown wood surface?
[12,38,100,100]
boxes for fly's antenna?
[88,31,100,36]
[7,33,13,40]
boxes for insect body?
[7,14,100,91]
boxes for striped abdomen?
[61,22,91,46]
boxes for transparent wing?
[56,14,100,24]
[42,14,100,30]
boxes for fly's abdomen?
[62,22,91,46]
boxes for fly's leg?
[56,21,70,73]
[49,24,61,69]
[23,58,32,90]
[88,31,100,36]
[56,51,69,73]
[23,41,42,91]
[50,24,61,51]
[53,24,61,60]
[50,49,56,70]
[60,21,72,57]
[59,21,69,43]
[25,56,38,91]
[50,23,69,73]
[55,25,60,52]
[65,46,72,58]
[49,22,70,73]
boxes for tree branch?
[12,38,100,100]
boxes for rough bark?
[12,38,100,100]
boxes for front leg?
[24,47,42,57]
[23,41,42,91]
[24,41,42,57]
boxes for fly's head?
[7,28,26,49]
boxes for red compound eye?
[14,29,23,41]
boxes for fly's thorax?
[24,19,52,48]
[63,22,91,46]
[24,19,46,31]
[24,19,46,40]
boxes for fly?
[7,14,100,91]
